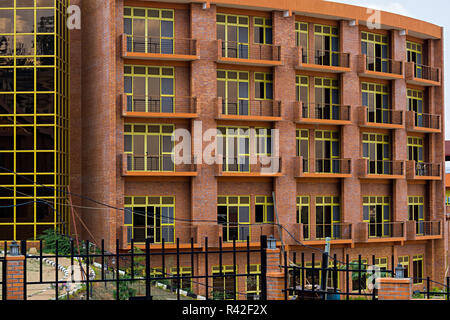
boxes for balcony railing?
[406,111,441,132]
[123,95,198,116]
[359,106,403,128]
[368,222,404,239]
[406,161,441,180]
[217,98,282,120]
[122,154,197,176]
[217,40,281,66]
[360,159,405,178]
[296,157,352,177]
[416,221,441,237]
[217,156,282,176]
[122,34,198,58]
[357,54,403,79]
[299,223,352,242]
[405,61,440,85]
[299,48,350,69]
[296,102,351,124]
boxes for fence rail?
[124,35,197,56]
[125,95,197,114]
[301,48,350,68]
[1,236,267,301]
[219,40,281,61]
[365,55,403,75]
[301,103,351,121]
[220,99,281,117]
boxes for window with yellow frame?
[412,255,424,284]
[407,136,424,163]
[363,196,391,238]
[124,196,175,244]
[408,196,425,235]
[170,266,192,291]
[398,256,409,278]
[254,72,273,100]
[374,257,388,277]
[296,75,309,108]
[124,124,175,172]
[217,14,249,59]
[315,130,340,174]
[255,127,272,156]
[246,264,261,300]
[315,196,340,240]
[253,17,272,45]
[296,129,309,172]
[255,196,274,224]
[296,196,310,239]
[313,24,339,66]
[362,133,391,175]
[361,31,389,73]
[407,89,425,127]
[296,21,308,62]
[212,265,238,300]
[407,41,423,78]
[0,0,70,240]
[217,70,249,116]
[217,196,250,242]
[314,77,340,121]
[124,65,175,113]
[124,6,174,54]
[351,258,368,292]
[217,126,250,172]
[362,82,390,124]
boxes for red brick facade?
[69,0,446,298]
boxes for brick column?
[6,256,25,300]
[376,278,412,300]
[266,248,285,300]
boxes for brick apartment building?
[0,0,447,298]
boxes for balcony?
[406,161,441,181]
[216,40,282,67]
[358,106,404,129]
[294,102,351,125]
[296,223,353,245]
[357,54,404,80]
[405,111,441,133]
[355,222,406,243]
[296,47,351,73]
[406,220,442,241]
[121,34,199,61]
[358,159,405,179]
[216,97,282,122]
[405,62,441,86]
[295,157,352,178]
[121,154,198,177]
[121,95,199,119]
[216,156,282,177]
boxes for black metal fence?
[1,236,267,301]
[281,251,450,301]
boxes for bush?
[37,229,72,255]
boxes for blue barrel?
[326,290,341,300]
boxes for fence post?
[5,255,25,300]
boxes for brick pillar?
[266,248,285,300]
[376,278,412,300]
[6,256,25,300]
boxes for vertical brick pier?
[5,255,25,300]
[266,248,285,300]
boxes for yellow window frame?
[217,195,251,242]
[398,256,410,278]
[296,75,309,104]
[296,129,309,172]
[362,82,390,124]
[254,72,273,100]
[124,196,176,244]
[170,266,192,291]
[315,196,340,240]
[296,196,310,239]
[217,70,250,115]
[363,196,391,238]
[253,17,272,45]
[124,124,175,172]
[216,13,249,59]
[362,132,391,175]
[407,136,424,163]
[124,65,175,113]
[246,264,261,298]
[212,265,238,300]
[314,130,340,173]
[255,195,274,224]
[123,6,175,54]
[412,255,424,284]
[295,21,308,50]
[254,127,272,156]
[217,126,250,172]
